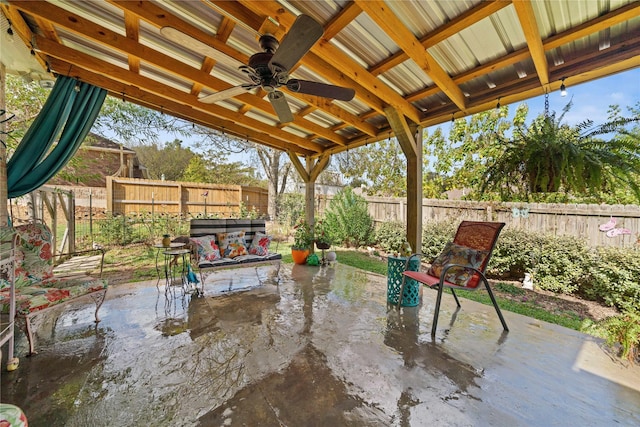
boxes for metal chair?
[398,221,508,336]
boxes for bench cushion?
[0,276,108,315]
[14,223,55,287]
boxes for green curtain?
[7,76,107,198]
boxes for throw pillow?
[217,231,248,258]
[248,232,272,256]
[427,241,489,287]
[190,236,221,263]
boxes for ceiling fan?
[161,15,355,123]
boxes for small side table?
[153,242,186,287]
[387,256,421,307]
[163,248,191,295]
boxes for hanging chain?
[544,91,550,118]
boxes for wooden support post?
[384,107,423,253]
[288,151,331,253]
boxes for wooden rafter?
[3,0,638,159]
[356,0,466,111]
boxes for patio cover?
[1,0,639,247]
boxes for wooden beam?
[236,0,423,124]
[369,0,511,76]
[324,2,362,40]
[12,1,344,144]
[384,107,417,159]
[107,0,360,142]
[309,154,331,183]
[287,152,309,182]
[513,0,549,86]
[357,0,467,111]
[123,11,140,73]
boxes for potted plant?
[291,218,313,264]
[314,218,332,250]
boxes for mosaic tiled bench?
[0,222,108,355]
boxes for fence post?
[151,191,155,237]
[89,189,93,241]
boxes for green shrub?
[583,246,640,312]
[528,234,592,294]
[374,221,406,253]
[600,309,640,363]
[490,228,544,279]
[96,214,134,245]
[324,187,373,248]
[421,219,457,262]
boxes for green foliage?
[324,187,374,248]
[583,246,640,312]
[526,234,592,294]
[373,221,406,253]
[4,75,49,150]
[420,219,458,261]
[133,140,196,181]
[423,105,520,199]
[96,213,188,246]
[334,139,407,196]
[599,309,640,362]
[97,214,136,246]
[276,193,305,226]
[292,218,313,250]
[481,101,640,202]
[314,218,332,246]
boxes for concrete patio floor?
[1,263,639,426]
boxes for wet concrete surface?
[1,263,639,426]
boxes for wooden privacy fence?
[317,195,640,248]
[106,177,268,217]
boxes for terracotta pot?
[291,248,310,265]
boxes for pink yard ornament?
[598,216,616,232]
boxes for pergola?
[1,0,639,251]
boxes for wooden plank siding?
[317,195,640,248]
[106,177,268,218]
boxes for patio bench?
[0,222,108,355]
[188,219,281,294]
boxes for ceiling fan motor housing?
[248,51,287,91]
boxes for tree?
[133,139,196,180]
[480,101,640,202]
[334,138,407,196]
[257,147,291,220]
[423,104,526,199]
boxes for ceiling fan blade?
[268,91,294,123]
[286,79,355,101]
[269,15,323,71]
[160,27,243,68]
[199,85,252,104]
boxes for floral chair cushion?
[190,235,221,264]
[427,241,489,288]
[217,231,248,258]
[14,223,54,287]
[248,232,272,256]
[0,276,108,315]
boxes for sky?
[430,67,640,137]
